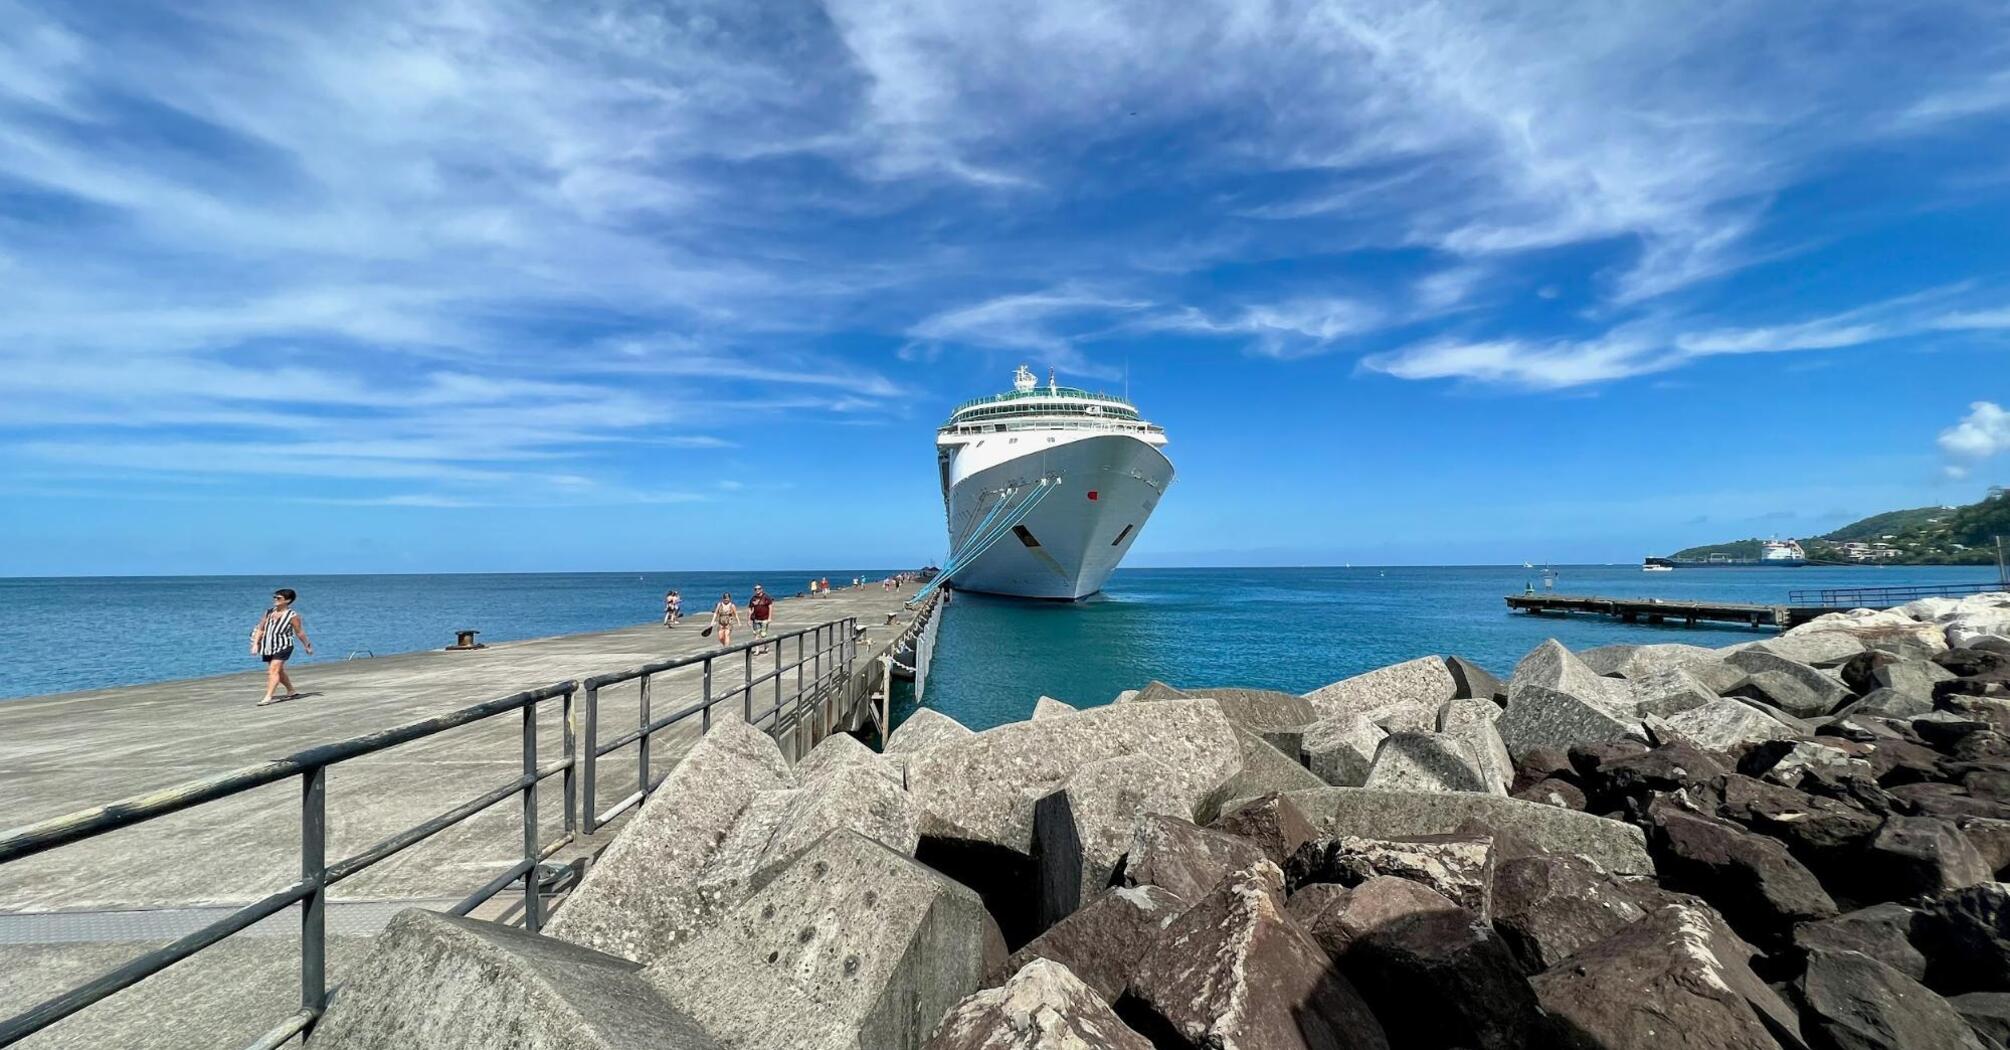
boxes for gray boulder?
[1532,902,1804,1050]
[1120,813,1268,902]
[903,700,1242,855]
[886,708,976,755]
[1755,631,1868,667]
[797,732,904,787]
[1615,643,1723,680]
[1364,730,1498,794]
[1219,725,1326,800]
[745,761,921,890]
[1280,787,1654,875]
[1439,698,1516,792]
[1652,697,1798,751]
[922,958,1151,1050]
[1875,659,1957,702]
[1497,684,1644,760]
[1032,752,1195,928]
[1839,687,1936,719]
[1129,862,1391,1050]
[643,830,997,1050]
[1300,713,1387,787]
[309,910,721,1050]
[1629,666,1720,718]
[1008,884,1188,1003]
[1508,639,1636,713]
[1731,671,1845,720]
[1180,686,1319,733]
[1445,656,1506,701]
[1727,650,1852,715]
[1577,644,1639,676]
[1799,949,1986,1050]
[1304,655,1458,731]
[549,720,794,962]
[1030,695,1077,720]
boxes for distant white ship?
[1761,539,1807,565]
[934,366,1174,600]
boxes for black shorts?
[261,647,294,663]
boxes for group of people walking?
[664,584,774,652]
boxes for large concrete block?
[1497,684,1644,760]
[309,910,720,1050]
[1649,697,1797,752]
[1363,731,1497,794]
[644,830,997,1050]
[886,708,976,755]
[548,719,794,962]
[1303,655,1458,730]
[1508,639,1635,714]
[748,761,921,890]
[1030,695,1077,720]
[1218,724,1326,800]
[1280,787,1654,876]
[922,958,1152,1050]
[1301,713,1387,787]
[902,700,1241,855]
[1033,752,1195,928]
[1439,698,1515,792]
[797,732,902,787]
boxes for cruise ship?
[933,366,1174,599]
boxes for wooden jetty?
[1503,591,1835,629]
[0,580,937,1049]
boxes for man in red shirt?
[748,584,774,654]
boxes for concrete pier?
[0,581,933,1048]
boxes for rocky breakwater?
[302,592,2010,1050]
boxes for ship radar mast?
[1048,367,1057,394]
[1012,364,1037,392]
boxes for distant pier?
[1505,592,1803,628]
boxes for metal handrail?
[1786,581,2006,607]
[0,680,579,1049]
[579,617,857,834]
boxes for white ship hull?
[944,433,1173,600]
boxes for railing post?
[702,657,714,729]
[521,700,542,933]
[743,647,755,726]
[561,685,576,839]
[300,766,327,1035]
[638,673,652,799]
[581,682,598,834]
[773,640,784,733]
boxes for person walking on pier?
[663,589,682,628]
[251,588,313,706]
[710,592,741,648]
[749,584,773,654]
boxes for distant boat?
[1522,561,1534,569]
[1643,563,1673,573]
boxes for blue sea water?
[0,570,889,699]
[1,565,1999,709]
[901,563,2004,731]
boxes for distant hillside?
[1668,487,2007,566]
[1818,506,1949,542]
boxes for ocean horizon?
[5,563,1999,708]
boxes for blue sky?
[2,0,2009,575]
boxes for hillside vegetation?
[1671,487,2008,566]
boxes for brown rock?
[1862,816,1995,900]
[1532,902,1803,1050]
[1646,798,1838,951]
[1343,904,1546,1050]
[1512,776,1588,810]
[1491,854,1650,974]
[1129,862,1390,1050]
[924,958,1153,1050]
[1286,832,1496,919]
[1798,949,1986,1050]
[1008,885,1189,1003]
[1917,883,2010,995]
[1793,904,1928,982]
[1209,791,1320,868]
[1119,813,1267,903]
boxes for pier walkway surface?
[0,582,923,1049]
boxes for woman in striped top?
[250,588,314,706]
